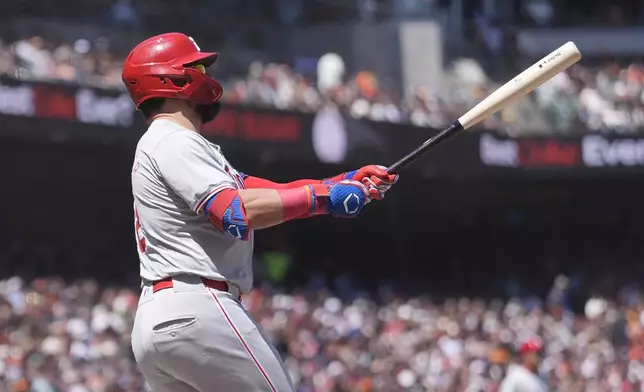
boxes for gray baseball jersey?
[499,365,547,392]
[131,118,254,293]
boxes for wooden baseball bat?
[387,41,582,173]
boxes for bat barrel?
[457,41,582,130]
[386,41,582,173]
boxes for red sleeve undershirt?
[237,174,344,221]
[242,175,343,190]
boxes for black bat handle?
[386,121,465,173]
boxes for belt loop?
[152,278,174,293]
[150,276,240,300]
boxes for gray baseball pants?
[131,274,294,392]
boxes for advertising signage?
[2,76,644,177]
[0,76,315,160]
[480,133,644,170]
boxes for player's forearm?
[239,185,331,229]
[241,174,345,190]
[207,181,367,240]
[237,188,286,230]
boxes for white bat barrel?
[457,41,582,130]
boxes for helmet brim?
[177,51,219,68]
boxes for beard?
[195,101,222,124]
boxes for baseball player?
[499,338,548,392]
[123,33,398,392]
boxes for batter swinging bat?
[386,41,582,173]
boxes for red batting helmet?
[122,32,224,108]
[519,338,543,355]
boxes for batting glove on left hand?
[312,180,371,218]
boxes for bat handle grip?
[386,121,465,174]
[386,154,413,173]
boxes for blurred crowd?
[0,35,460,130]
[4,34,644,133]
[0,272,642,392]
[0,36,123,88]
[536,62,644,133]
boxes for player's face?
[525,352,541,370]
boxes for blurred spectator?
[13,37,55,80]
[2,273,644,391]
[317,53,345,96]
[535,61,644,133]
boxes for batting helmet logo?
[121,33,224,108]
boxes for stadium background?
[1,0,644,391]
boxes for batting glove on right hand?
[344,165,399,200]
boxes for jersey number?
[134,206,147,253]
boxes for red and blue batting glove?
[330,165,399,200]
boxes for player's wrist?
[277,181,368,221]
[308,184,331,215]
[277,184,330,221]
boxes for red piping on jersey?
[196,184,235,214]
